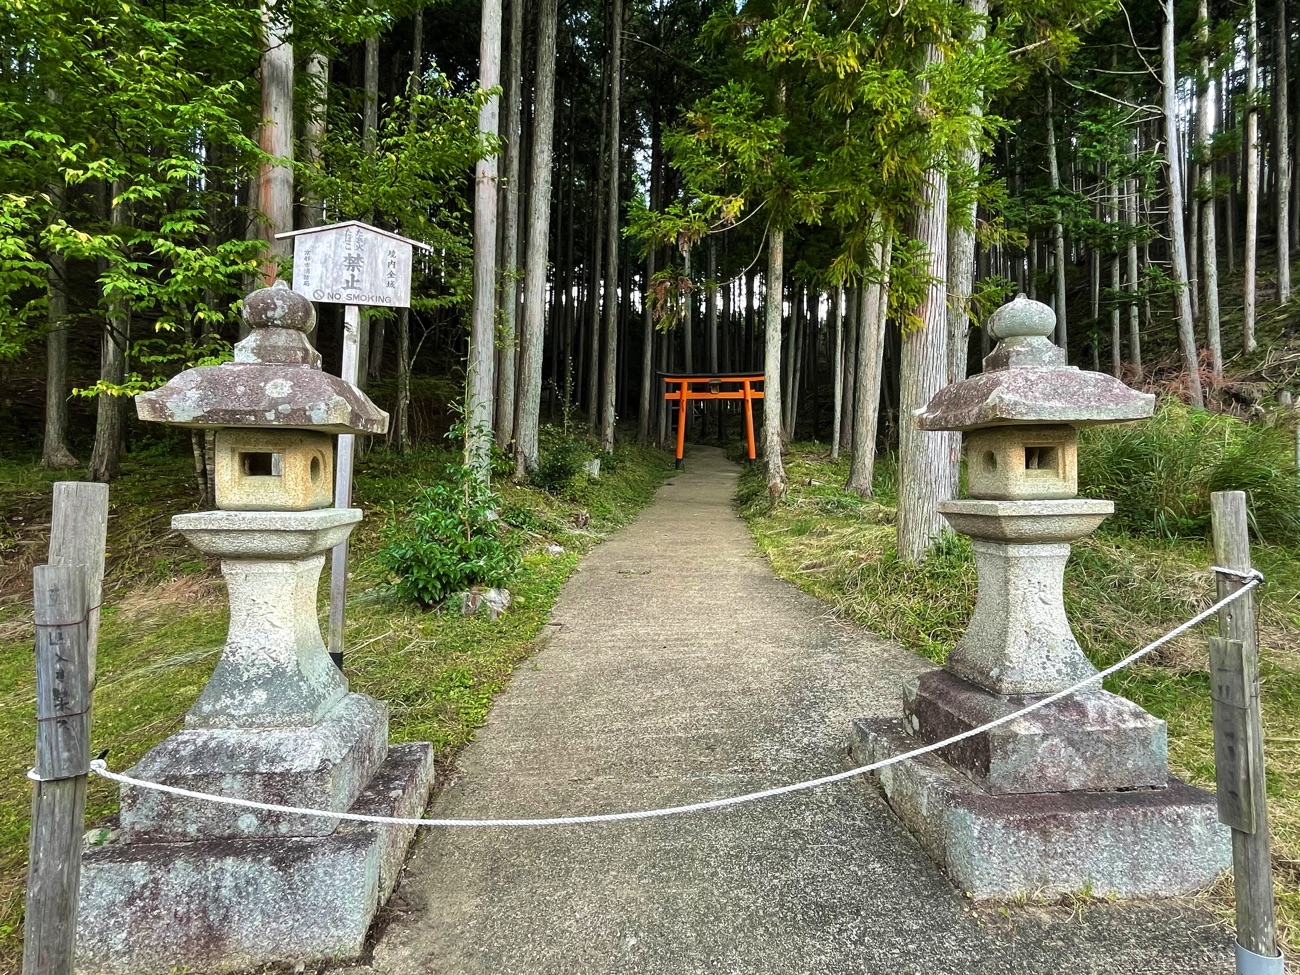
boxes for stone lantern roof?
[916,294,1154,433]
[135,284,389,435]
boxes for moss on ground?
[0,436,674,970]
[738,444,1300,955]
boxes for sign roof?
[275,219,433,251]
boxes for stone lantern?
[76,285,435,975]
[851,294,1229,899]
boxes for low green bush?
[1078,399,1300,543]
[378,462,521,606]
[531,433,589,495]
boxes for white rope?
[59,574,1260,829]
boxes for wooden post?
[328,304,361,670]
[1210,491,1282,970]
[23,563,91,975]
[48,483,108,687]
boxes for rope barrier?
[46,574,1261,828]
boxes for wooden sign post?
[1210,491,1283,974]
[277,222,431,668]
[23,483,108,975]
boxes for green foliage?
[304,82,486,313]
[1079,401,1300,543]
[531,433,591,496]
[378,462,521,606]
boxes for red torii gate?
[662,373,765,469]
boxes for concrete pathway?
[361,447,1231,975]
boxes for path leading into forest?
[358,447,1232,975]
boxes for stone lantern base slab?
[75,742,435,975]
[849,718,1229,899]
[902,670,1169,795]
[119,692,389,842]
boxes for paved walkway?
[361,448,1232,975]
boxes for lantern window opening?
[242,452,283,477]
[1023,445,1059,474]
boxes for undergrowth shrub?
[378,461,521,606]
[1078,400,1300,543]
[531,433,590,495]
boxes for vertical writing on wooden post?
[22,563,91,975]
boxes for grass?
[738,442,1300,954]
[0,433,674,971]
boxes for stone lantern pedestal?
[75,287,435,974]
[850,295,1229,899]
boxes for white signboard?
[283,221,417,308]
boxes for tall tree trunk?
[683,244,694,374]
[783,283,799,437]
[1046,81,1068,355]
[1163,0,1206,404]
[847,226,892,495]
[395,308,412,452]
[258,0,294,283]
[707,238,718,372]
[301,52,328,233]
[638,123,662,443]
[1279,0,1293,302]
[839,285,858,453]
[495,0,524,446]
[1245,0,1262,354]
[830,287,843,461]
[1292,41,1300,249]
[638,250,656,443]
[90,187,130,482]
[1200,0,1223,375]
[1109,173,1122,379]
[745,270,755,371]
[353,31,380,387]
[1127,112,1144,379]
[898,43,957,561]
[948,0,987,385]
[40,172,76,470]
[763,225,786,488]
[392,17,421,454]
[789,287,805,437]
[721,256,733,372]
[467,0,503,473]
[513,0,557,472]
[584,176,605,425]
[599,0,623,454]
[1227,74,1239,275]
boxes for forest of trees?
[3,0,1298,561]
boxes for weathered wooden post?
[23,564,91,975]
[22,482,108,975]
[1211,491,1283,974]
[47,482,109,685]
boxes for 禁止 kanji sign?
[277,220,429,309]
